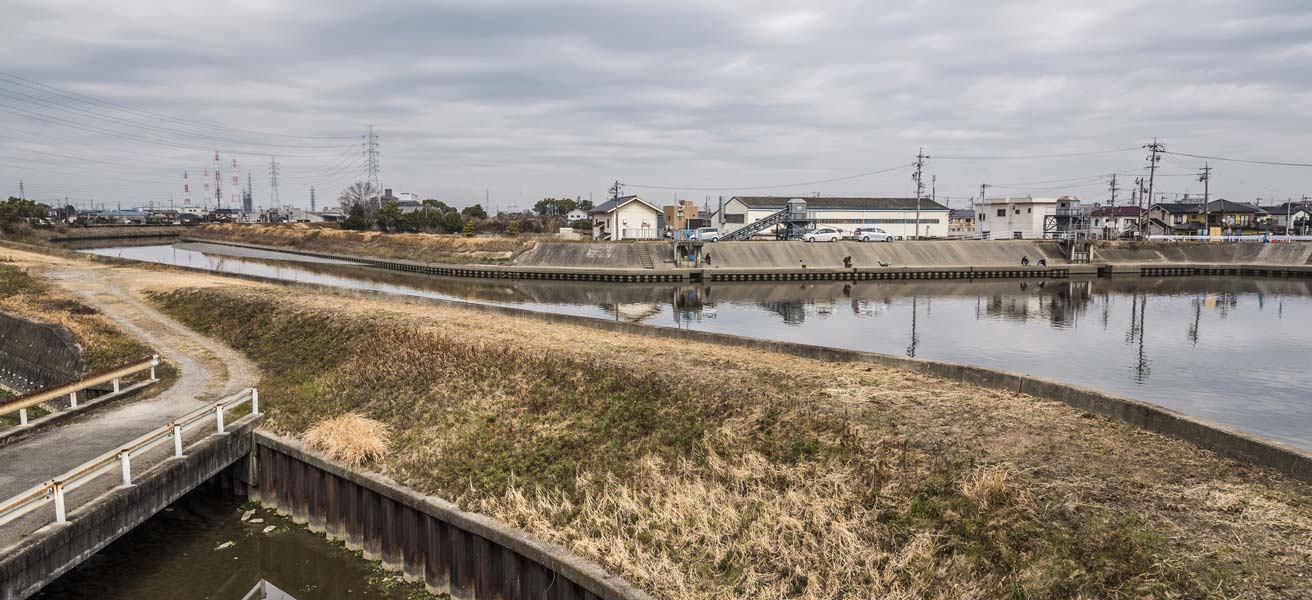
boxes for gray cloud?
[2,0,1311,211]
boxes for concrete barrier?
[0,313,84,394]
[250,432,652,600]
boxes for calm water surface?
[86,243,1312,451]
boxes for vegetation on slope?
[152,285,1312,600]
[193,223,541,264]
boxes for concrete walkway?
[0,259,256,549]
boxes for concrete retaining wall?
[0,313,83,393]
[250,432,651,600]
[1093,241,1312,264]
[0,416,262,600]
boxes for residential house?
[1089,206,1145,239]
[589,196,660,240]
[714,196,949,239]
[565,208,589,222]
[1148,200,1261,236]
[976,196,1082,240]
[1260,201,1312,234]
[948,209,975,235]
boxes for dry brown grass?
[303,412,390,468]
[150,282,1312,599]
[194,223,541,264]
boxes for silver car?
[853,227,894,242]
[690,227,720,242]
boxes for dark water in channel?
[85,243,1312,451]
[32,485,427,600]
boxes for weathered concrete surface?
[0,255,257,552]
[253,431,653,600]
[0,313,83,393]
[516,239,1068,269]
[0,416,261,600]
[1093,240,1312,264]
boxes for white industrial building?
[589,195,660,240]
[976,196,1081,239]
[713,197,949,239]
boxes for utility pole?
[912,148,928,240]
[1144,138,1164,238]
[268,157,281,211]
[1135,176,1146,238]
[1107,174,1119,207]
[609,180,623,202]
[1197,162,1211,238]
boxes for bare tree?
[338,181,380,214]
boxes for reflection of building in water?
[982,281,1092,327]
[242,580,297,600]
[758,298,839,324]
[672,285,717,325]
[604,303,663,323]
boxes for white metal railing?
[0,387,259,528]
[1148,234,1312,242]
[1,355,160,427]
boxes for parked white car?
[803,227,843,242]
[691,226,719,242]
[853,227,894,242]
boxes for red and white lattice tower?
[202,169,210,209]
[231,158,240,208]
[183,171,191,206]
[213,151,223,208]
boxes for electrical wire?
[622,163,914,191]
[934,146,1141,160]
[1162,150,1312,168]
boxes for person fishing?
[843,256,852,268]
[1021,255,1031,266]
[704,251,713,266]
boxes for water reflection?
[82,244,1312,451]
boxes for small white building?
[714,197,949,239]
[976,196,1080,240]
[565,208,589,222]
[589,196,660,240]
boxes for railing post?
[53,481,66,523]
[216,404,225,434]
[120,450,132,486]
[112,378,120,393]
[68,391,77,409]
[19,408,27,426]
[173,424,184,458]
[251,388,259,415]
[150,354,159,381]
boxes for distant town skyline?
[3,0,1312,210]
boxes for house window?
[1027,208,1032,214]
[997,209,1006,217]
[1014,208,1020,215]
[725,213,745,223]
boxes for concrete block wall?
[0,313,83,393]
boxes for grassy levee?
[151,284,1312,599]
[192,223,543,264]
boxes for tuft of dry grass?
[959,465,1014,511]
[193,223,541,264]
[303,412,390,468]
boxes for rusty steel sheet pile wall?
[0,313,83,393]
[249,432,652,600]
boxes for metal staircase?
[720,208,792,241]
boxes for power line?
[934,146,1141,160]
[0,71,356,141]
[1163,149,1312,168]
[622,162,914,191]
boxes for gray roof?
[733,196,949,211]
[588,195,656,214]
[1153,199,1258,214]
[949,209,975,219]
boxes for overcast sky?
[2,0,1311,212]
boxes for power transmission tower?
[213,152,223,209]
[310,186,317,212]
[1197,163,1211,235]
[17,180,24,199]
[268,157,281,211]
[1143,138,1164,237]
[365,125,381,202]
[912,148,929,240]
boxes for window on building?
[1027,208,1032,214]
[724,213,745,223]
[997,209,1006,217]
[1014,208,1020,215]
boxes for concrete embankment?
[0,313,83,393]
[185,237,1082,282]
[1093,241,1312,277]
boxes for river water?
[84,242,1312,452]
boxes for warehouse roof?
[731,196,948,211]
